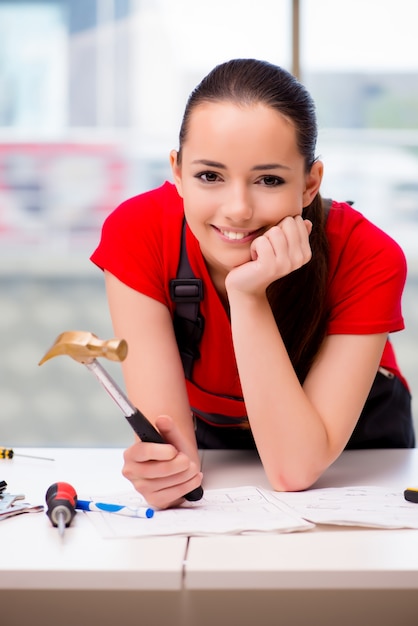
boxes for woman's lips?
[214,225,264,243]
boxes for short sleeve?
[326,202,407,335]
[91,182,183,307]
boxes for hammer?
[39,331,203,502]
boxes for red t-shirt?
[91,182,409,421]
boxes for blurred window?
[0,0,291,253]
[300,0,418,258]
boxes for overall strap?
[322,197,332,219]
[169,219,204,379]
[322,197,353,218]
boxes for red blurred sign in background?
[0,143,126,250]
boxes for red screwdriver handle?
[45,482,78,528]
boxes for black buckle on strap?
[170,278,203,303]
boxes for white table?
[186,449,418,626]
[0,448,187,625]
[1,448,418,626]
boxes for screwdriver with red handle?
[45,482,78,536]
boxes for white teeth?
[220,230,247,240]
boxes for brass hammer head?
[38,331,128,366]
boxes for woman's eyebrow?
[191,160,291,171]
[191,159,226,169]
[252,163,291,171]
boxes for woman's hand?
[226,215,312,296]
[122,415,203,509]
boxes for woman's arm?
[104,271,202,508]
[226,216,387,492]
[228,285,386,491]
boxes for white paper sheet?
[78,486,314,538]
[78,485,418,538]
[275,485,418,529]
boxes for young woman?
[91,59,414,509]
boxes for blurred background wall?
[1,0,418,447]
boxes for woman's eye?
[196,171,221,183]
[259,175,284,186]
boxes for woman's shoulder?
[91,181,185,297]
[106,181,183,228]
[325,200,407,334]
[326,199,406,268]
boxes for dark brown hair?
[178,59,329,382]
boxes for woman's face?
[171,101,322,282]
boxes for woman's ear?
[302,160,323,206]
[170,150,183,197]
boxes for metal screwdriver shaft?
[55,509,66,537]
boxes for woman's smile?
[212,224,265,243]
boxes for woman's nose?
[223,184,253,222]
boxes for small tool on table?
[38,331,203,502]
[0,481,44,520]
[45,482,78,536]
[0,447,54,461]
[404,488,418,503]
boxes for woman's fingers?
[126,457,203,509]
[122,423,202,508]
[232,216,313,293]
[262,216,312,267]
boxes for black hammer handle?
[125,410,204,502]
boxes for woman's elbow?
[266,463,326,493]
